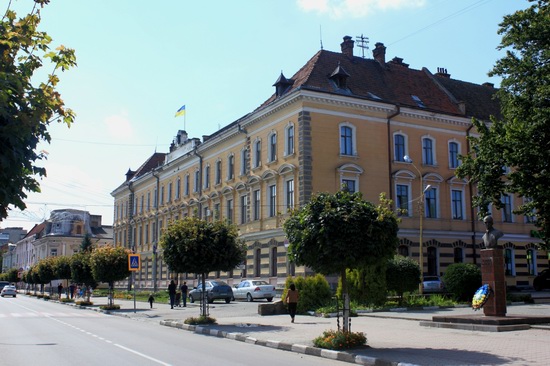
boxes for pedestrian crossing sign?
[128,254,141,271]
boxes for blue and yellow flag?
[175,105,186,117]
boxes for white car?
[233,280,276,302]
[1,285,17,297]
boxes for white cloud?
[104,110,135,140]
[297,0,426,19]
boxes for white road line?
[114,344,173,366]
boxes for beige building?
[111,36,548,291]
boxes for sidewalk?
[97,297,550,366]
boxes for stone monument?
[481,215,507,317]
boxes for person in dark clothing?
[168,280,177,309]
[69,284,75,299]
[180,282,188,307]
[148,294,154,309]
[284,283,299,323]
[57,283,63,299]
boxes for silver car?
[233,280,276,302]
[1,285,17,297]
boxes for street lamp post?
[404,155,431,295]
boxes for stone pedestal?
[481,249,507,317]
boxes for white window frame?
[285,123,295,156]
[339,122,357,156]
[284,178,294,212]
[253,139,262,168]
[395,183,411,217]
[268,131,277,163]
[451,188,466,220]
[422,135,436,166]
[448,140,461,169]
[240,148,247,176]
[204,165,210,189]
[393,132,408,162]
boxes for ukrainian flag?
[175,105,186,117]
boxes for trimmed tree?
[0,1,76,220]
[70,252,97,302]
[6,267,20,284]
[36,257,56,295]
[160,217,246,317]
[54,255,72,299]
[284,191,399,332]
[90,246,131,307]
[386,255,421,306]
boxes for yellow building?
[111,36,547,291]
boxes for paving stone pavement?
[73,294,550,366]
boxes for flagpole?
[184,110,186,131]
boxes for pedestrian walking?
[168,280,177,309]
[148,294,154,309]
[284,283,299,323]
[69,284,75,299]
[180,282,188,307]
[57,283,63,299]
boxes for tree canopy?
[160,217,246,275]
[284,191,399,331]
[0,0,76,220]
[456,0,550,248]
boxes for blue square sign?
[128,254,141,271]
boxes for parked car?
[188,280,233,304]
[533,269,550,291]
[1,285,17,298]
[233,280,276,302]
[422,276,444,293]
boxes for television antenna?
[356,34,369,58]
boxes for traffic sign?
[128,254,141,271]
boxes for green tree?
[80,233,93,252]
[89,246,131,306]
[443,263,482,301]
[456,0,550,249]
[70,252,97,302]
[338,262,389,308]
[284,191,399,332]
[160,217,246,317]
[386,255,421,306]
[0,1,76,220]
[36,257,55,294]
[6,267,20,284]
[53,255,72,298]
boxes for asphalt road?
[0,295,341,366]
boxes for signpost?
[128,254,141,313]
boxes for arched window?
[253,139,261,168]
[422,137,435,165]
[268,132,277,162]
[285,123,295,156]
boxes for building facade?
[112,36,548,291]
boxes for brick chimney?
[435,67,451,78]
[373,42,386,65]
[340,36,354,58]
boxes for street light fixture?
[404,155,431,295]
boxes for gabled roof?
[131,152,166,180]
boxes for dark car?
[533,269,550,291]
[188,280,233,304]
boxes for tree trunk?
[341,269,350,333]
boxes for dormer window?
[411,95,426,108]
[273,72,293,97]
[329,62,350,89]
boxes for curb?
[159,319,420,366]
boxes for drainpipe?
[127,182,135,292]
[466,123,477,264]
[152,169,160,292]
[386,105,401,203]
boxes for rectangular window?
[449,142,459,168]
[451,190,463,220]
[342,179,356,193]
[204,166,210,189]
[340,126,353,155]
[228,156,235,180]
[268,184,277,217]
[194,171,200,192]
[147,192,151,210]
[214,203,220,220]
[140,195,144,214]
[285,179,294,211]
[240,195,248,224]
[526,249,536,275]
[254,141,261,168]
[425,187,437,218]
[50,248,58,257]
[253,189,261,220]
[269,134,277,162]
[160,186,165,205]
[168,183,172,202]
[396,184,409,215]
[185,175,190,195]
[240,150,247,176]
[286,125,294,155]
[227,199,233,224]
[423,138,434,165]
[216,161,222,184]
[145,224,149,245]
[133,197,138,215]
[153,188,158,207]
[453,247,463,263]
[176,178,181,199]
[502,194,513,222]
[505,248,514,276]
[394,134,405,162]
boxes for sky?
[2,0,529,232]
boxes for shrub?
[443,263,481,301]
[100,304,120,310]
[184,316,216,325]
[282,275,332,313]
[313,330,367,350]
[386,255,421,306]
[339,262,388,308]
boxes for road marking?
[114,344,173,366]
